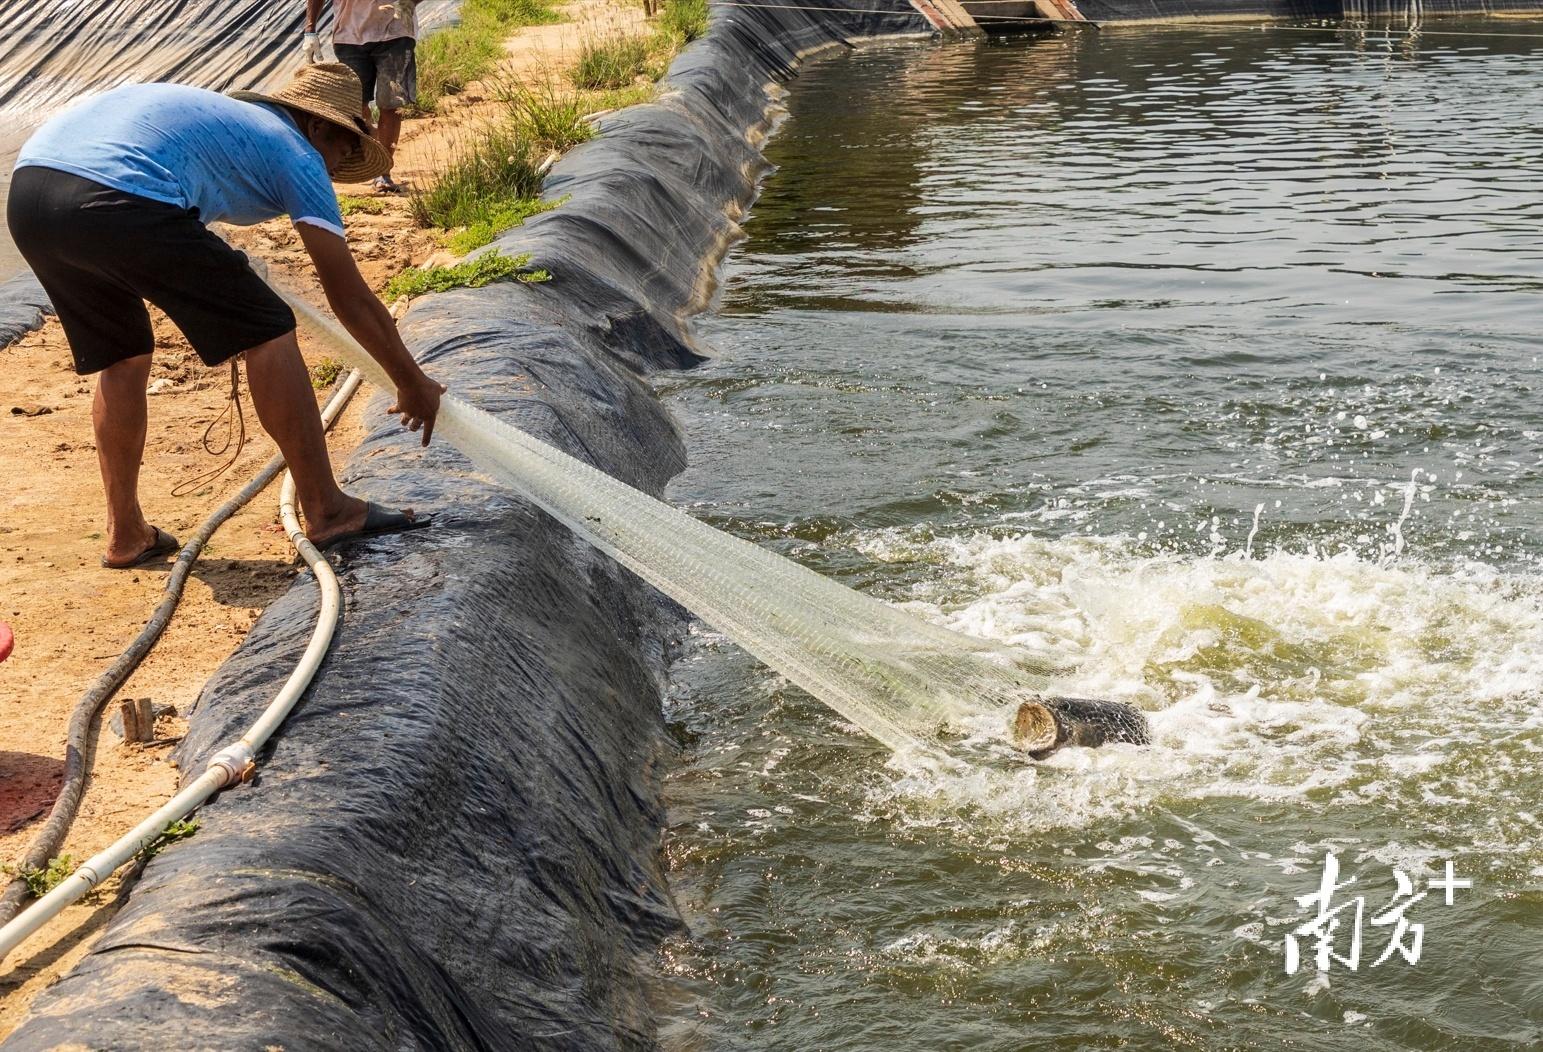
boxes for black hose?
[0,367,364,925]
[0,448,291,924]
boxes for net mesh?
[275,282,1071,760]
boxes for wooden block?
[117,696,157,743]
[118,697,141,743]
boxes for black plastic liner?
[0,272,50,348]
[0,0,462,113]
[1,2,931,1049]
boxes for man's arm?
[302,0,325,61]
[296,223,445,445]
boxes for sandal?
[316,502,432,551]
[102,526,180,570]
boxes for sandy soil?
[0,0,652,1030]
[390,0,650,194]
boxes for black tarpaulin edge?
[0,271,51,348]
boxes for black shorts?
[335,36,417,112]
[5,166,296,375]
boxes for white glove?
[301,31,321,64]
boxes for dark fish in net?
[1011,696,1150,760]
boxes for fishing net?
[272,281,1071,759]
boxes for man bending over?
[7,63,445,569]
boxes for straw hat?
[231,63,391,182]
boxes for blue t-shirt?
[16,83,346,237]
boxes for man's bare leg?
[94,353,158,565]
[377,107,402,181]
[242,330,376,546]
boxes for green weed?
[573,33,658,91]
[383,250,551,302]
[443,197,558,255]
[411,123,545,230]
[139,818,199,863]
[656,0,709,45]
[409,122,556,250]
[583,84,659,113]
[338,195,387,216]
[493,78,596,152]
[310,356,345,390]
[2,855,77,899]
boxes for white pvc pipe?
[0,369,363,964]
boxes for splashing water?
[1386,468,1419,564]
[1244,502,1265,560]
[653,26,1543,1049]
[859,527,1543,834]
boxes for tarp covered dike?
[1,2,930,1049]
[0,0,463,116]
[0,272,51,348]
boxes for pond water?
[651,23,1543,1050]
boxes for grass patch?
[410,122,562,251]
[416,0,561,111]
[573,33,660,90]
[584,84,659,112]
[443,197,559,255]
[384,249,551,302]
[2,855,77,899]
[387,0,707,286]
[493,78,596,152]
[656,0,709,45]
[310,356,345,389]
[411,124,545,230]
[570,5,702,95]
[338,195,387,216]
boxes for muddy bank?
[1,0,931,1047]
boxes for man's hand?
[390,375,447,446]
[296,223,448,446]
[301,31,321,63]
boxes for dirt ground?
[0,0,652,1031]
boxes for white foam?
[860,529,1543,834]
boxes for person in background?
[6,63,444,569]
[304,0,418,193]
